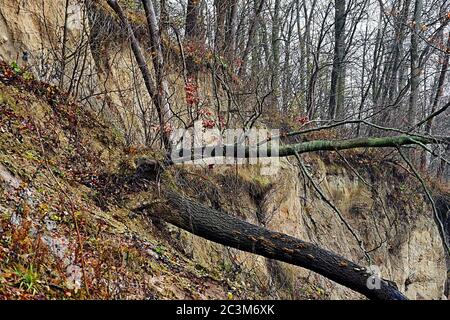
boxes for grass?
[154,245,166,255]
[13,265,40,295]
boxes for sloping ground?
[165,153,448,300]
[0,61,448,300]
[0,61,265,299]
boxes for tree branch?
[106,0,170,149]
[397,148,450,254]
[294,152,371,263]
[171,134,449,163]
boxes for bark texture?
[136,188,408,300]
[106,0,170,149]
[329,0,347,120]
[171,134,449,162]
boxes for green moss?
[0,91,17,110]
[24,150,40,161]
[251,174,271,188]
[161,169,179,191]
[1,208,12,220]
[153,245,166,255]
[111,126,124,144]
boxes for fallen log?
[135,188,408,300]
[169,134,450,164]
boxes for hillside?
[0,62,263,299]
[0,62,448,299]
[0,0,449,301]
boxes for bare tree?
[328,0,347,120]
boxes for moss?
[161,169,179,191]
[110,126,125,144]
[0,208,12,220]
[251,174,271,189]
[0,91,18,110]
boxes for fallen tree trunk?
[171,134,450,163]
[135,188,408,300]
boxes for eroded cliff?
[0,0,448,300]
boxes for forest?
[0,0,449,301]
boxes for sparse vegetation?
[0,0,449,301]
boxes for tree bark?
[374,0,411,129]
[425,32,450,129]
[224,0,238,59]
[238,0,266,76]
[214,0,227,53]
[135,188,407,300]
[420,31,449,169]
[328,0,347,120]
[171,134,449,163]
[160,0,169,46]
[282,8,294,115]
[185,0,204,79]
[59,0,70,89]
[271,0,282,112]
[408,0,423,127]
[106,0,170,149]
[141,0,172,147]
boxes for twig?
[294,152,371,264]
[34,123,91,297]
[397,147,450,255]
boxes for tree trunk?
[328,0,347,120]
[224,0,238,59]
[282,8,294,115]
[271,0,282,112]
[59,0,70,89]
[135,188,407,300]
[185,0,204,79]
[238,0,265,76]
[141,0,172,147]
[408,0,423,126]
[214,0,227,54]
[407,0,423,163]
[160,0,169,51]
[106,0,170,149]
[171,134,448,163]
[374,0,411,129]
[296,0,306,108]
[420,31,450,168]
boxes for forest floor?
[0,60,270,299]
[1,60,448,300]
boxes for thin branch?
[397,148,450,255]
[294,152,371,264]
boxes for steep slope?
[0,65,263,299]
[0,0,448,300]
[0,62,448,299]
